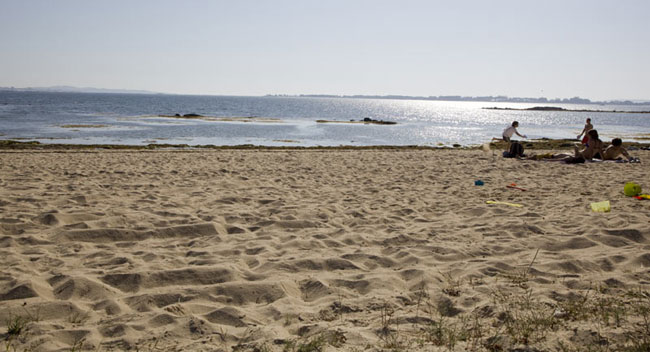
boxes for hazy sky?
[1,0,649,100]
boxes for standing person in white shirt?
[502,121,527,150]
[502,121,527,142]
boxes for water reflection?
[1,92,648,146]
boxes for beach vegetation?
[418,314,465,349]
[413,283,428,323]
[134,338,161,352]
[282,335,326,352]
[4,315,30,352]
[283,313,298,326]
[499,248,540,289]
[377,300,412,350]
[254,330,346,352]
[67,309,89,325]
[491,288,558,345]
[67,338,84,352]
[439,271,462,297]
[19,306,40,324]
[352,281,650,351]
[5,316,27,337]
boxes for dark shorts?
[565,156,585,164]
[502,136,511,143]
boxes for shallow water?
[0,91,648,146]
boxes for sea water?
[0,91,648,147]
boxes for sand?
[1,148,649,351]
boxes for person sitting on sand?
[577,129,604,160]
[602,138,632,161]
[577,118,593,145]
[534,129,605,163]
[502,121,527,149]
[563,129,604,163]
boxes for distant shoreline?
[482,106,650,114]
[272,94,650,106]
[2,88,649,106]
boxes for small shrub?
[283,336,326,352]
[6,316,28,336]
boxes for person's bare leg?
[543,153,573,162]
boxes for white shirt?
[503,126,518,138]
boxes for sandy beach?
[1,148,649,351]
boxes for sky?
[1,0,649,100]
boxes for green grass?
[3,279,649,351]
[4,315,29,352]
[5,316,27,337]
[373,278,650,351]
[282,336,327,352]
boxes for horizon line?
[1,85,649,103]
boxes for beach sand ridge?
[1,149,649,351]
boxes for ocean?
[1,91,649,147]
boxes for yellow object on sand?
[624,182,642,197]
[534,153,554,160]
[590,200,611,212]
[486,200,523,208]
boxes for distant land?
[1,86,648,105]
[0,86,161,95]
[269,94,650,106]
[483,106,650,114]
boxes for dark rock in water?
[316,118,397,125]
[183,113,202,117]
[453,144,461,148]
[526,106,567,111]
[174,114,181,117]
[361,117,397,125]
